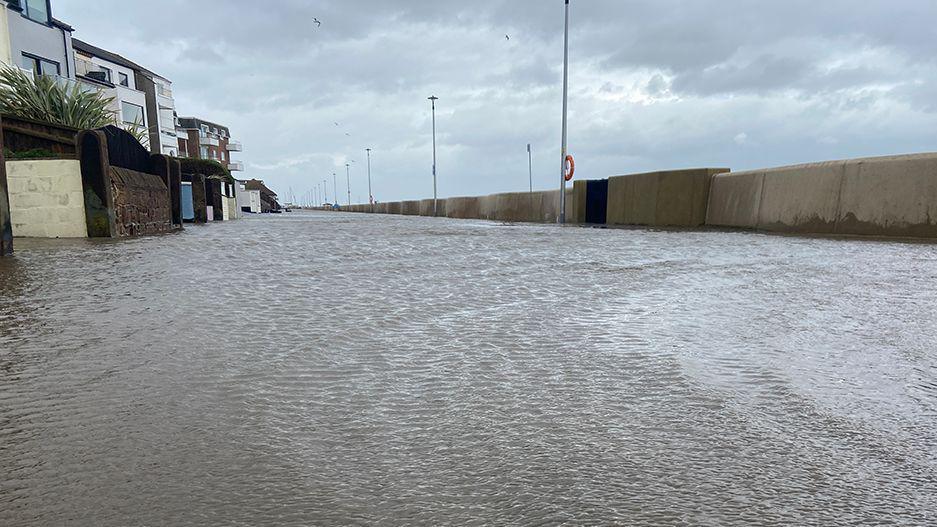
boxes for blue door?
[182,183,195,221]
[586,179,608,224]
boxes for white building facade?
[1,0,75,79]
[72,38,178,155]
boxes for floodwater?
[1,212,935,526]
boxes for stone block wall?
[6,159,88,238]
[109,167,173,237]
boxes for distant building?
[0,0,75,79]
[243,179,280,213]
[71,39,178,156]
[237,180,262,214]
[175,116,242,171]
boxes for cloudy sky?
[56,0,937,204]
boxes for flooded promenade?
[1,211,935,526]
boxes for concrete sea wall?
[338,153,937,240]
[707,153,937,238]
[608,168,728,228]
[6,159,89,238]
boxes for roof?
[244,179,278,197]
[177,117,231,135]
[71,38,161,79]
[52,18,73,32]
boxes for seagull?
[334,122,339,126]
[345,132,350,136]
[505,34,510,41]
[313,18,322,27]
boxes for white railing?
[199,136,220,147]
[226,140,242,152]
[227,161,244,172]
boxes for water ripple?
[0,213,935,526]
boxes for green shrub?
[3,148,58,159]
[0,66,115,129]
[177,158,233,182]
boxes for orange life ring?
[564,155,575,182]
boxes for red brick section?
[109,167,174,237]
[177,128,231,164]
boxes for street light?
[428,95,439,216]
[346,163,352,207]
[527,143,533,194]
[366,148,373,211]
[558,0,570,224]
[333,173,337,206]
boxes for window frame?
[118,72,129,87]
[21,53,60,77]
[21,0,52,24]
[121,101,146,126]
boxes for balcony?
[226,140,243,152]
[227,161,244,172]
[199,136,220,147]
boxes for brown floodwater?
[0,211,935,526]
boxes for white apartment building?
[72,38,177,155]
[1,0,75,78]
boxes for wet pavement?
[1,211,935,526]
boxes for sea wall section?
[339,153,937,240]
[608,168,728,227]
[707,153,937,238]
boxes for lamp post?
[345,163,352,207]
[332,173,337,206]
[527,143,533,194]
[428,95,438,216]
[366,148,373,211]
[558,0,570,224]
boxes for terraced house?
[0,0,75,78]
[72,39,179,157]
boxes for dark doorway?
[586,179,608,224]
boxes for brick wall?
[109,167,173,237]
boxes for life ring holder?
[564,155,575,182]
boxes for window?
[21,54,59,77]
[22,0,50,24]
[99,66,112,83]
[200,146,208,158]
[121,101,145,125]
[118,72,129,87]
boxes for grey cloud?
[54,0,937,202]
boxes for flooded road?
[1,211,935,526]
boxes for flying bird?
[505,34,510,41]
[313,18,322,27]
[334,122,339,126]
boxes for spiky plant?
[124,114,150,148]
[0,66,116,129]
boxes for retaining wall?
[0,153,9,254]
[110,167,173,237]
[608,168,728,227]
[707,153,937,238]
[446,196,481,219]
[401,200,421,216]
[6,159,88,238]
[419,199,446,217]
